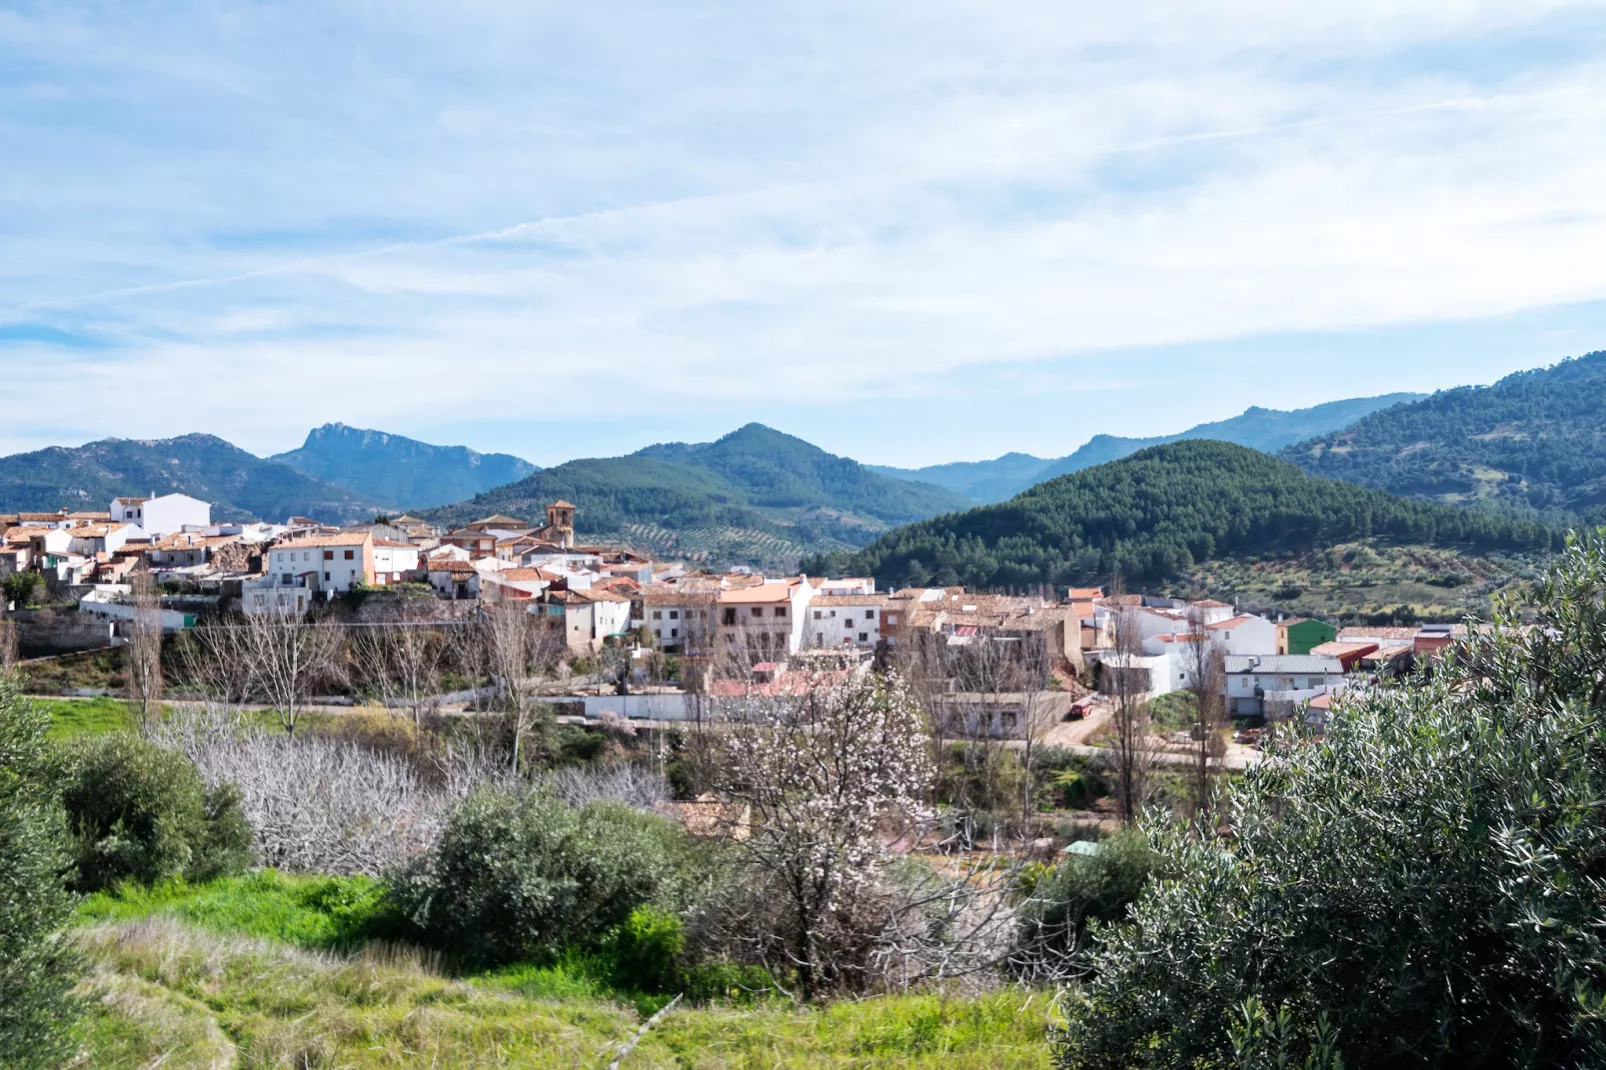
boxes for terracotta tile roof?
[808,594,889,607]
[1311,641,1377,658]
[373,538,418,549]
[1192,599,1233,608]
[641,587,717,606]
[4,526,50,543]
[1208,615,1265,630]
[273,532,373,549]
[490,568,550,583]
[716,582,794,604]
[429,559,477,574]
[1337,626,1421,642]
[549,500,576,509]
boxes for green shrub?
[1013,828,1156,981]
[0,679,84,1068]
[390,786,683,967]
[603,905,684,992]
[1057,530,1606,1067]
[58,733,253,892]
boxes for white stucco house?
[717,577,817,659]
[806,594,888,651]
[372,539,421,585]
[1223,654,1346,717]
[111,494,211,538]
[1208,614,1280,657]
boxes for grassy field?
[38,695,139,739]
[1184,539,1543,623]
[71,875,1057,1069]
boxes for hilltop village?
[2,492,1465,732]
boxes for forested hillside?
[423,424,971,566]
[0,434,383,525]
[273,423,536,509]
[1283,350,1606,522]
[807,440,1557,590]
[875,392,1422,503]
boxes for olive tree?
[1057,529,1606,1068]
[0,679,83,1069]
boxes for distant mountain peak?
[272,425,537,510]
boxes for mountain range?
[272,423,536,510]
[808,439,1559,592]
[1282,350,1606,523]
[870,393,1424,503]
[3,349,1604,571]
[0,435,385,525]
[419,424,972,568]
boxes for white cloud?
[2,1,1606,459]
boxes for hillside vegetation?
[0,434,382,525]
[273,422,537,510]
[808,440,1557,590]
[874,393,1422,503]
[1284,349,1606,522]
[424,424,971,566]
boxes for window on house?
[858,632,868,643]
[724,608,737,625]
[323,572,330,582]
[865,610,875,619]
[1001,711,1018,730]
[344,550,354,560]
[814,610,822,620]
[653,610,662,620]
[669,610,679,620]
[324,550,334,560]
[817,632,825,645]
[750,606,762,617]
[774,606,786,618]
[671,628,678,638]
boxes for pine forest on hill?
[1283,349,1606,523]
[421,423,973,568]
[0,434,384,525]
[806,440,1559,596]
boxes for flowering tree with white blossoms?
[703,670,948,999]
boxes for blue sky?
[3,1,1606,467]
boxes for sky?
[4,1,1606,468]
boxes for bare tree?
[480,601,544,771]
[1182,606,1228,826]
[178,616,257,721]
[350,596,450,728]
[232,610,344,740]
[1106,608,1154,825]
[125,567,165,736]
[0,618,17,676]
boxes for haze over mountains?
[272,423,537,510]
[2,350,1604,571]
[870,393,1424,503]
[0,434,385,525]
[420,424,972,567]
